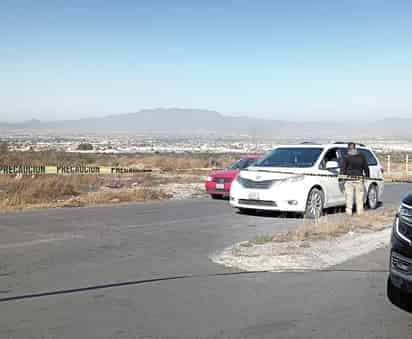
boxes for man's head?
[348,142,358,155]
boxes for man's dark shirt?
[342,152,370,177]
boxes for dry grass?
[0,173,175,211]
[126,154,230,170]
[377,152,412,182]
[253,234,274,245]
[270,208,396,243]
[0,185,170,211]
[0,150,100,167]
[2,176,80,207]
[63,188,171,208]
[384,173,412,183]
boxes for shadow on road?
[387,278,412,313]
[234,204,387,219]
[236,209,302,219]
[235,206,349,219]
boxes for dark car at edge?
[388,192,412,306]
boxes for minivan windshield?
[255,147,323,168]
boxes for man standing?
[342,142,370,215]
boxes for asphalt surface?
[0,183,412,339]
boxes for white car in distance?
[229,143,384,218]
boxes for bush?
[77,143,94,151]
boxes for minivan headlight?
[207,176,213,182]
[394,216,412,245]
[400,204,412,219]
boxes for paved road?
[0,183,411,339]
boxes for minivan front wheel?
[305,188,324,219]
[367,184,379,209]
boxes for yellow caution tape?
[0,165,152,176]
[45,166,57,174]
[243,169,383,181]
[0,165,383,181]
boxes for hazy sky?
[1,0,412,122]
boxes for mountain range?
[1,108,411,139]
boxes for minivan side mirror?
[325,161,339,169]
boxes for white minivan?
[229,143,384,218]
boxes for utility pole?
[387,155,391,175]
[252,128,257,153]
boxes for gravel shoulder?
[210,209,395,272]
[210,228,391,272]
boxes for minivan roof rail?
[333,141,366,147]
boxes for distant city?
[2,133,412,154]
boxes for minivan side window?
[359,149,378,166]
[320,148,339,169]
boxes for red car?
[205,156,261,199]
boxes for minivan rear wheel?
[305,188,324,219]
[367,184,379,209]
